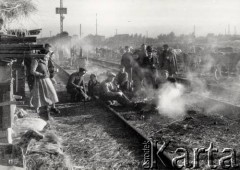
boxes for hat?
[90,74,96,78]
[163,44,169,48]
[45,43,52,48]
[125,46,130,49]
[146,45,153,52]
[79,67,86,73]
[107,72,116,77]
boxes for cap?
[79,67,86,73]
[163,44,169,48]
[45,43,52,48]
[90,74,96,78]
[146,45,153,52]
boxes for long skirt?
[30,77,59,109]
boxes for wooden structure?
[0,35,45,144]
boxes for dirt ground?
[21,70,145,169]
[114,94,240,170]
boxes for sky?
[14,0,240,38]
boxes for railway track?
[54,58,240,169]
[54,62,176,169]
[83,57,240,169]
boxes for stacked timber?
[0,35,45,144]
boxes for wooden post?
[0,62,14,144]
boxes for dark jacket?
[142,55,158,71]
[66,72,84,90]
[158,50,178,74]
[121,52,133,70]
[88,80,100,97]
[115,72,128,85]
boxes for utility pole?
[60,0,63,33]
[228,24,230,35]
[56,0,67,34]
[193,25,196,36]
[80,24,82,38]
[96,13,98,36]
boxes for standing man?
[158,44,178,76]
[121,46,133,81]
[137,44,147,66]
[66,68,90,102]
[142,46,158,88]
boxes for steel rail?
[54,61,178,170]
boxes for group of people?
[66,67,136,108]
[28,42,179,120]
[121,44,178,90]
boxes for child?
[88,74,101,98]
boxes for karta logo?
[143,140,239,169]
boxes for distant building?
[84,34,105,46]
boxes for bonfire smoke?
[157,83,186,119]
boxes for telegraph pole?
[96,13,98,35]
[56,0,67,34]
[60,0,63,33]
[228,24,230,35]
[193,25,196,36]
[80,24,82,38]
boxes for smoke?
[157,82,186,119]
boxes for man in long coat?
[158,44,178,76]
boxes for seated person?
[115,65,129,91]
[88,74,101,98]
[66,68,90,102]
[100,72,134,107]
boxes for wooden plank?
[0,54,45,59]
[0,51,32,54]
[0,44,44,50]
[0,101,24,107]
[0,37,36,44]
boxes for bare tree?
[0,0,37,27]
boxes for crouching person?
[88,74,101,98]
[115,65,129,92]
[66,68,91,102]
[100,72,134,107]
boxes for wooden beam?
[0,44,44,50]
[0,101,24,107]
[0,37,36,44]
[0,54,45,59]
[0,51,32,54]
